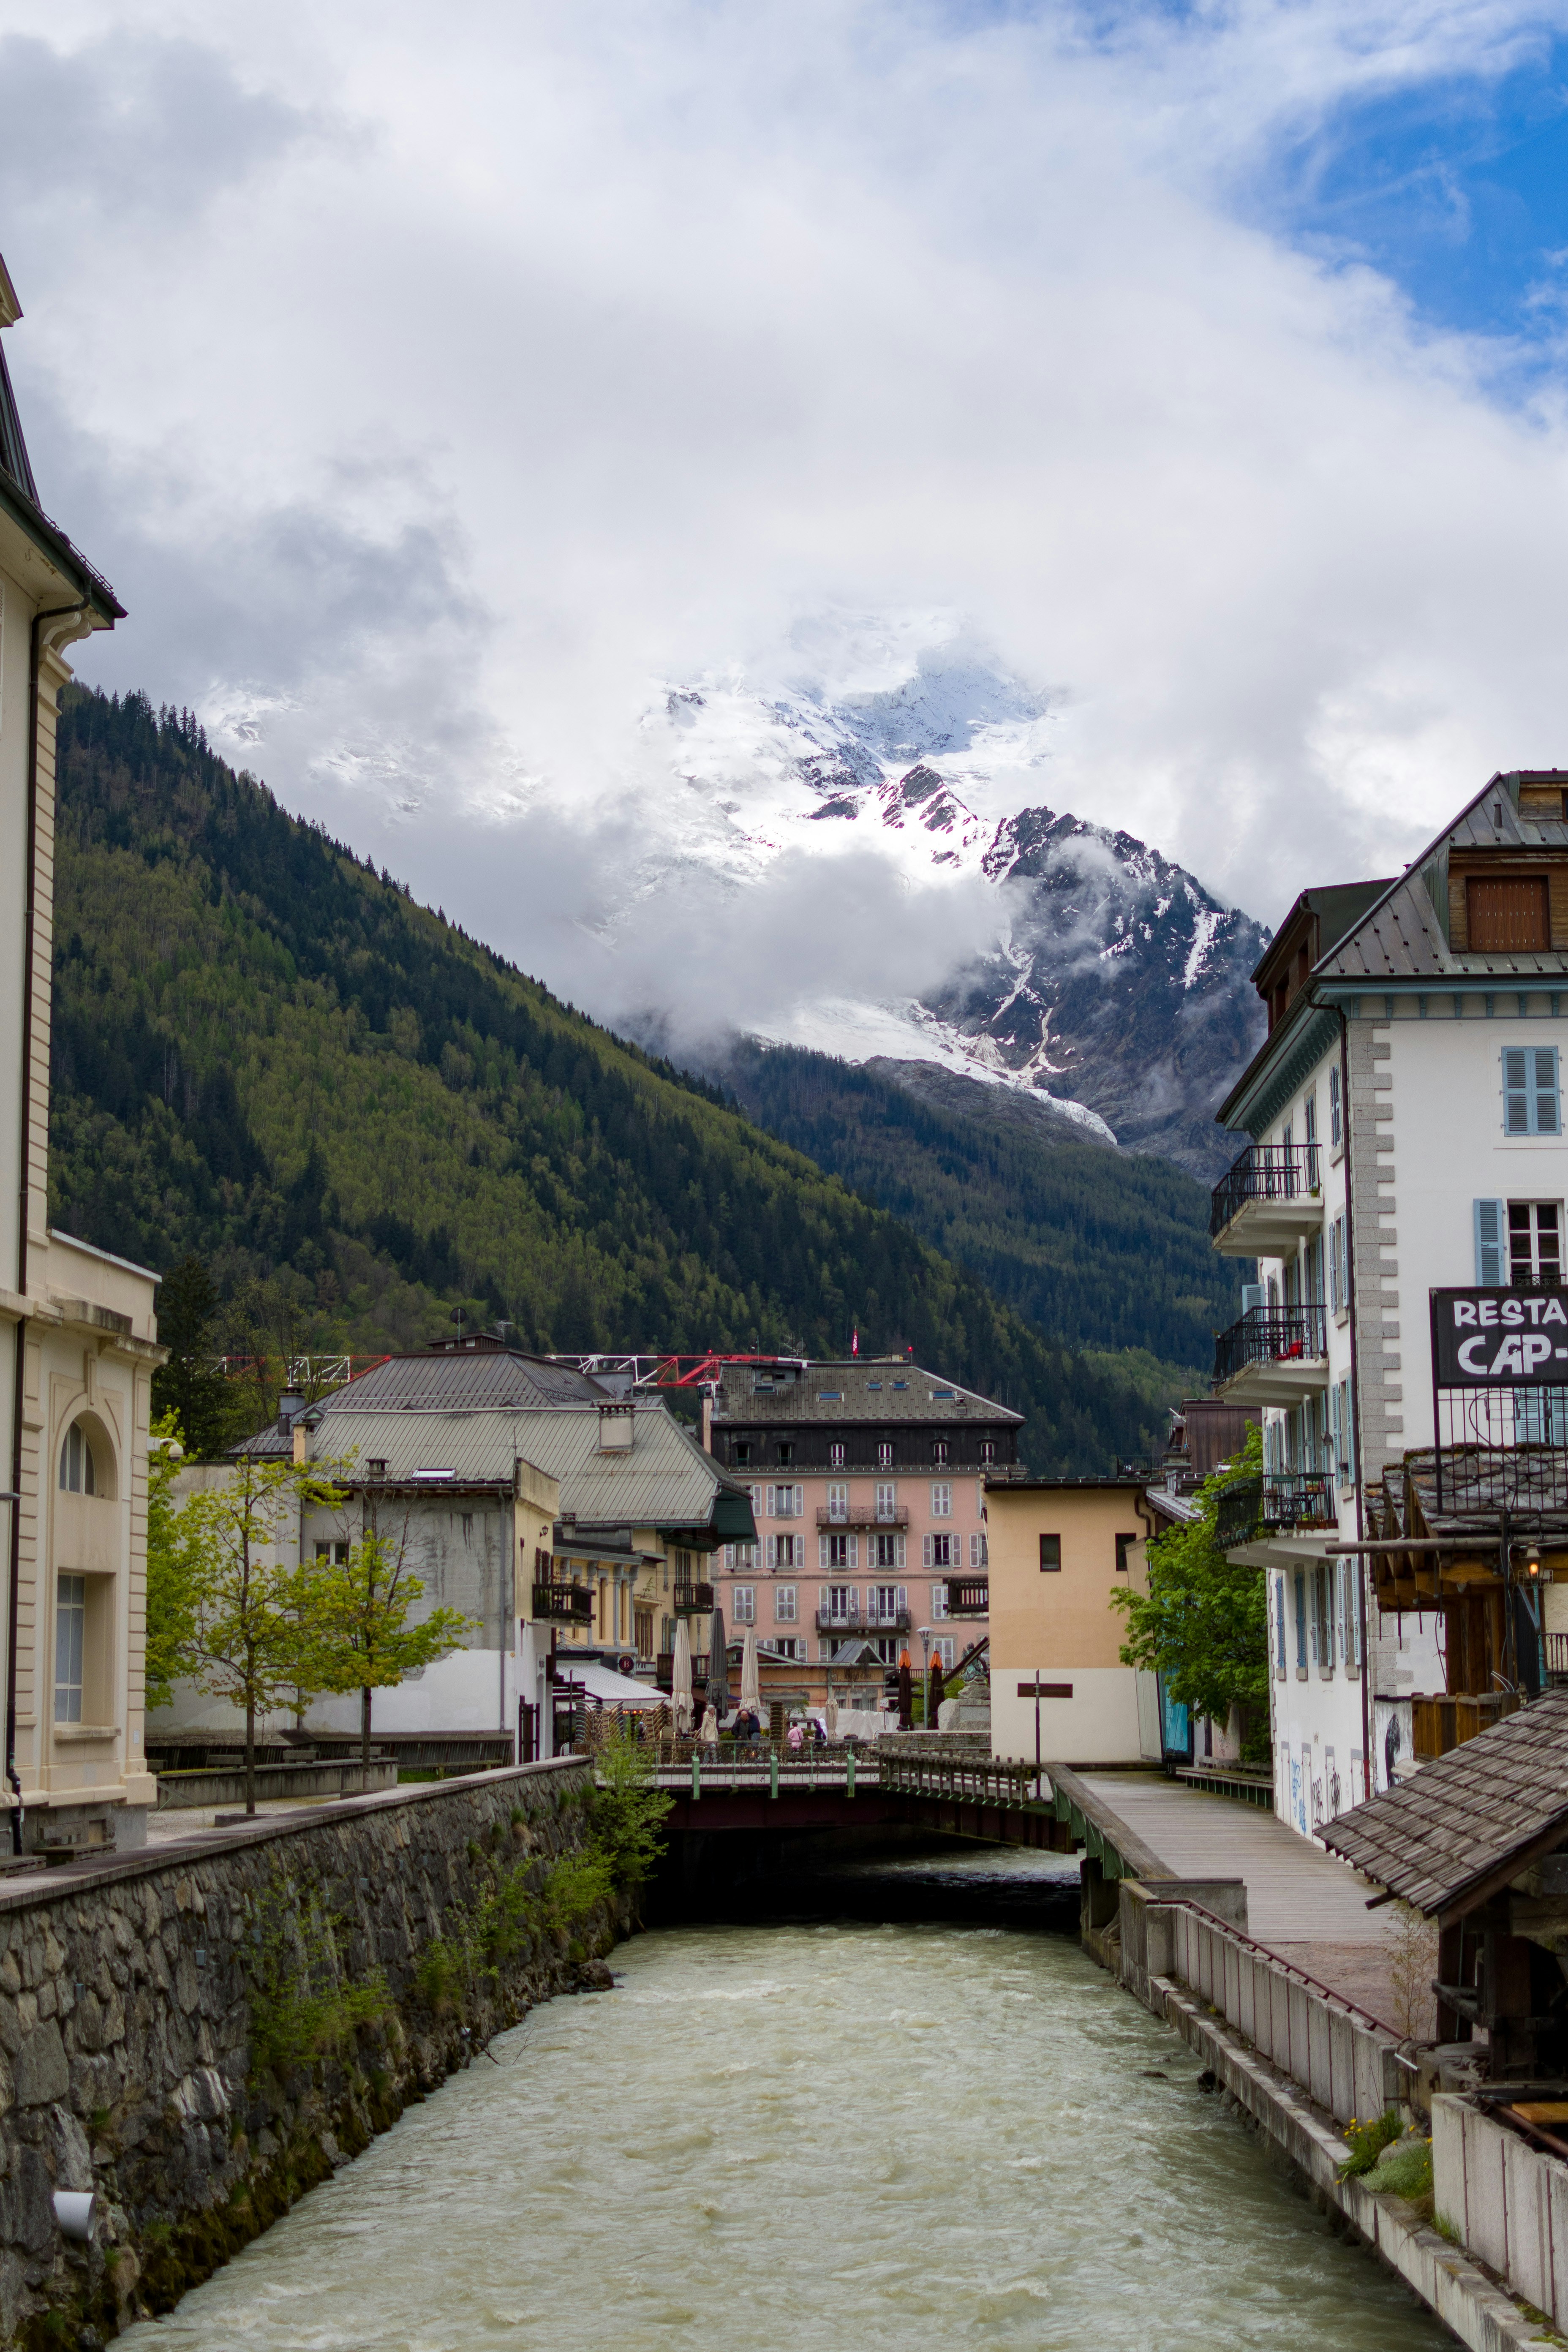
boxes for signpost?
[1017,1677,1073,1800]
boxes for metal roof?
[317,1350,610,1415]
[1320,1688,1568,1918]
[307,1397,749,1537]
[711,1359,1022,1428]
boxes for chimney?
[701,1389,713,1453]
[597,1403,634,1454]
[292,1420,308,1466]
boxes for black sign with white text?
[1431,1288,1568,1385]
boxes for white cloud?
[4,0,1568,993]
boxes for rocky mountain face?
[643,637,1270,1180]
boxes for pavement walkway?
[1080,1771,1413,2030]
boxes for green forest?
[47,687,1182,1473]
[725,1043,1239,1375]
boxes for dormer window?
[1467,874,1549,952]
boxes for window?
[1328,1064,1342,1151]
[1303,1092,1317,1181]
[932,1636,956,1670]
[55,1575,86,1723]
[824,1585,857,1624]
[733,1441,751,1466]
[1328,1214,1347,1314]
[777,1441,794,1467]
[826,1482,849,1523]
[769,1484,803,1518]
[772,1638,803,1661]
[1510,1200,1563,1282]
[1470,874,1550,951]
[1293,1570,1307,1672]
[1311,1564,1333,1671]
[725,1540,758,1571]
[969,1533,987,1568]
[1330,1380,1354,1485]
[1114,1533,1136,1573]
[58,1423,97,1495]
[829,1442,845,1470]
[775,1585,797,1623]
[978,1439,996,1465]
[748,1484,763,1519]
[875,1483,897,1521]
[733,1587,755,1624]
[872,1636,901,1665]
[868,1585,905,1625]
[924,1533,954,1568]
[1274,1577,1287,1681]
[931,1584,950,1620]
[930,1482,952,1519]
[931,1439,950,1467]
[821,1532,855,1570]
[1503,1045,1561,1135]
[871,1531,905,1569]
[877,1441,894,1470]
[768,1533,803,1570]
[1039,1534,1062,1572]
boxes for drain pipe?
[7,599,88,1854]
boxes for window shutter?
[849,1587,859,1613]
[849,1535,858,1568]
[1474,1198,1506,1285]
[818,1535,827,1569]
[765,1535,774,1569]
[896,1584,907,1613]
[1536,1046,1562,1136]
[1503,1048,1531,1135]
[922,1535,932,1567]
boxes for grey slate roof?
[318,1351,609,1415]
[711,1359,1022,1427]
[306,1393,750,1536]
[1320,1688,1568,1917]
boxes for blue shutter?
[1474,1198,1506,1285]
[1535,1045,1561,1136]
[1503,1047,1531,1133]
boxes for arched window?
[60,1423,97,1496]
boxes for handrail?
[1210,1143,1322,1238]
[1214,1305,1328,1388]
[1145,1886,1398,2044]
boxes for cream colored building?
[0,254,160,1852]
[985,1476,1160,1769]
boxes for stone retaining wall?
[0,1758,603,2347]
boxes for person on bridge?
[699,1702,719,1752]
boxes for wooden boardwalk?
[1080,1770,1406,2028]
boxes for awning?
[553,1660,666,1709]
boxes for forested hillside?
[724,1044,1240,1374]
[48,688,1171,1472]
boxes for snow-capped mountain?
[630,627,1269,1178]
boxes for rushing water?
[120,1918,1453,2352]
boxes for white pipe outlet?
[53,2190,94,2240]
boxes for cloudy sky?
[5,0,1568,1037]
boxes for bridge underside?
[661,1790,1075,1850]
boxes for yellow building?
[985,1476,1160,1769]
[0,254,161,1851]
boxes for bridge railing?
[876,1746,1043,1810]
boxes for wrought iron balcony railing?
[943,1576,989,1617]
[531,1582,594,1625]
[1210,1143,1322,1239]
[815,1504,909,1530]
[814,1606,912,1635]
[1214,1471,1338,1550]
[671,1582,715,1617]
[1213,1304,1328,1388]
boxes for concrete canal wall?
[0,1757,608,2347]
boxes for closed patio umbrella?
[898,1649,913,1731]
[824,1684,839,1739]
[708,1604,730,1720]
[741,1625,761,1716]
[927,1655,945,1727]
[672,1618,694,1736]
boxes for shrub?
[1337,2110,1404,2179]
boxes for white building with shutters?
[1210,771,1568,1840]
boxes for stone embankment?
[0,1757,609,2348]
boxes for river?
[120,1911,1453,2352]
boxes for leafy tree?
[177,1452,348,1811]
[589,1727,672,1912]
[144,1411,201,1713]
[150,1256,237,1460]
[304,1523,472,1767]
[1110,1426,1268,1747]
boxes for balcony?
[814,1607,912,1635]
[943,1576,989,1618]
[531,1582,594,1625]
[672,1582,715,1617]
[1413,1690,1521,1761]
[1209,1144,1324,1258]
[1213,1305,1328,1406]
[1214,1472,1338,1552]
[815,1505,909,1530]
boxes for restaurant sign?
[1431,1288,1568,1386]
